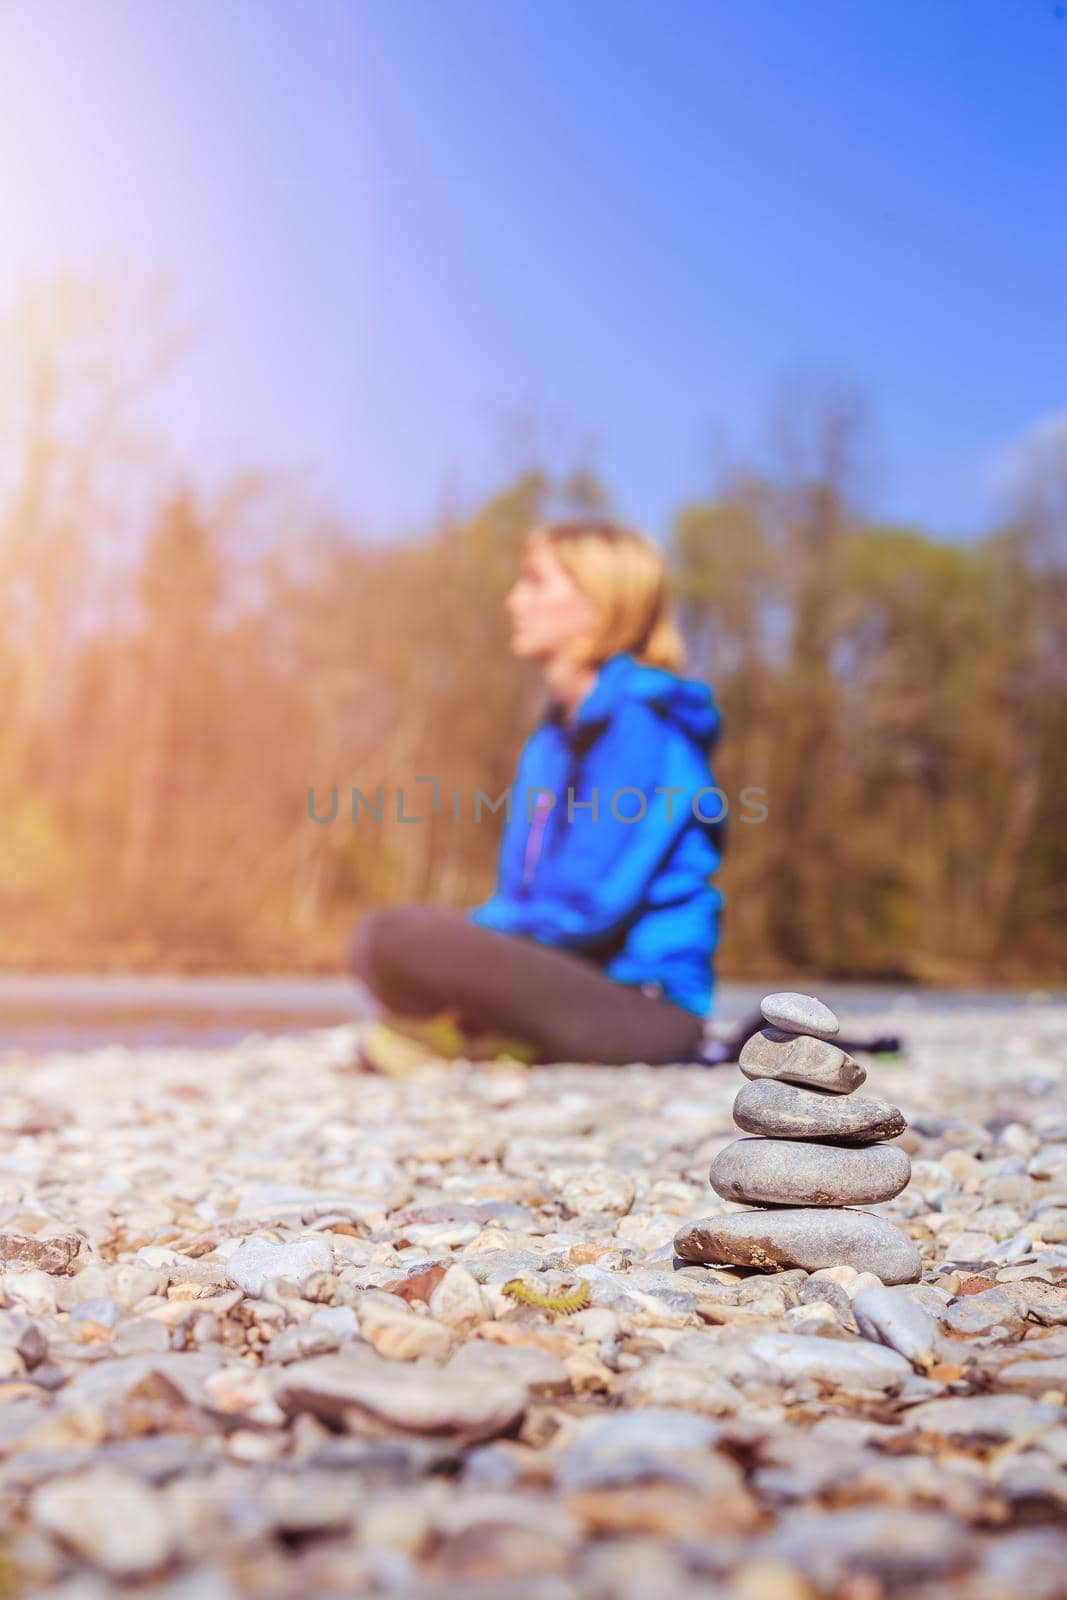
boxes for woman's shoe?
[386,1007,541,1066]
[462,1030,541,1066]
[356,1017,463,1077]
[355,1011,541,1074]
[379,1008,468,1057]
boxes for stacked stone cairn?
[675,991,922,1284]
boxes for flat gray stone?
[940,1288,1025,1341]
[62,1352,232,1410]
[0,1311,47,1369]
[273,1348,528,1440]
[994,1355,1067,1396]
[617,1354,744,1416]
[266,1321,354,1365]
[447,1339,571,1397]
[32,1467,177,1576]
[852,1285,938,1369]
[733,1078,904,1142]
[555,1410,726,1491]
[675,1209,923,1284]
[760,992,840,1039]
[903,1394,1063,1441]
[226,1236,333,1297]
[710,1137,911,1207]
[460,1250,546,1285]
[70,1296,122,1329]
[749,1332,912,1391]
[739,1029,865,1093]
[765,1506,973,1588]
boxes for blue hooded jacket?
[468,651,725,1017]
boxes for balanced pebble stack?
[675,991,922,1284]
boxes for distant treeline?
[2,284,1064,983]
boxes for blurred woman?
[347,519,728,1066]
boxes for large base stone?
[674,1208,923,1284]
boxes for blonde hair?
[523,519,686,673]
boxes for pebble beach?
[0,998,1065,1598]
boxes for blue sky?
[1,0,1064,543]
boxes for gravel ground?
[0,1000,1064,1598]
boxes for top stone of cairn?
[760,991,840,1041]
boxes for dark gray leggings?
[346,904,705,1065]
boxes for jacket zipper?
[521,792,555,887]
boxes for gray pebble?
[0,1311,47,1369]
[733,1078,905,1143]
[988,1354,1067,1395]
[461,1250,546,1285]
[760,992,841,1039]
[750,1332,913,1391]
[798,1276,852,1318]
[764,1505,973,1587]
[710,1137,912,1207]
[904,1394,1063,1441]
[266,1322,348,1365]
[226,1237,334,1298]
[940,1289,1024,1342]
[852,1285,938,1368]
[739,1029,866,1094]
[555,1409,723,1491]
[273,1348,529,1439]
[1029,1144,1067,1179]
[448,1340,571,1396]
[70,1296,123,1329]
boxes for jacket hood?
[549,651,721,752]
